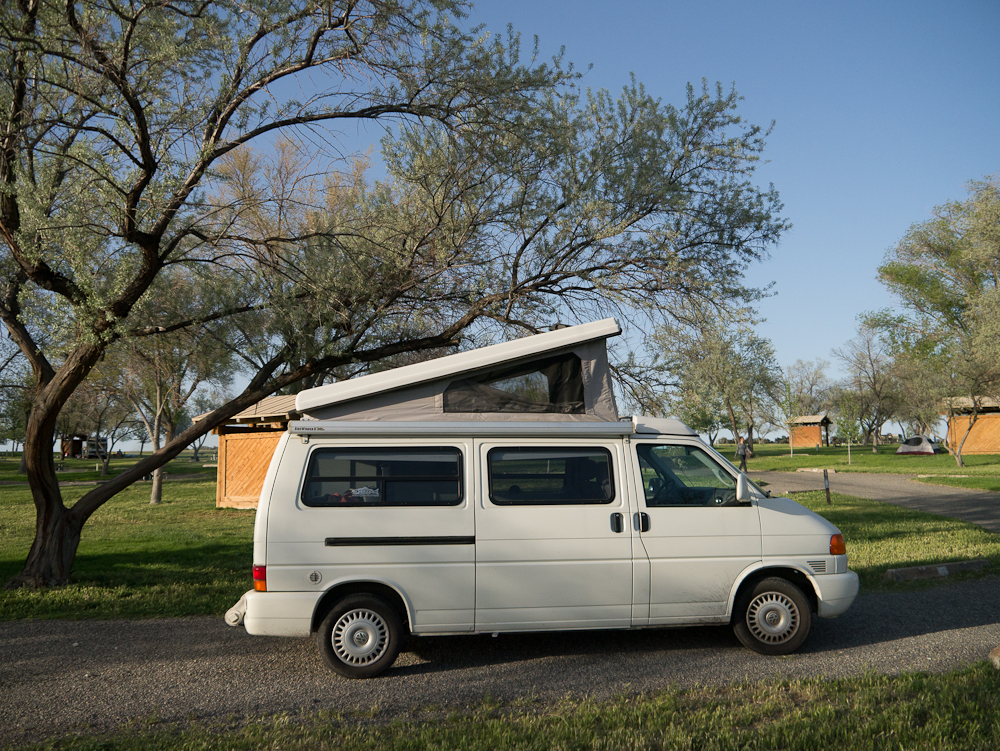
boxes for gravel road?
[3,576,1000,748]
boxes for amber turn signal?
[830,534,846,555]
[253,564,267,592]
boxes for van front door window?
[636,444,740,507]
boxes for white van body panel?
[241,419,859,647]
[243,589,318,636]
[628,438,762,622]
[474,439,633,631]
[263,437,476,633]
[757,496,842,557]
[252,431,289,565]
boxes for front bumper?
[815,571,860,618]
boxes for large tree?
[873,177,1000,466]
[1,1,787,587]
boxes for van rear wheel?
[733,577,811,655]
[317,594,402,678]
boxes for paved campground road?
[750,470,1000,533]
[2,472,999,748]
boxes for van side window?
[636,444,738,507]
[488,447,614,505]
[302,448,463,507]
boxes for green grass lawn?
[793,491,1000,590]
[18,664,1000,750]
[730,442,1000,476]
[0,480,252,620]
[913,475,1000,492]
[0,451,216,484]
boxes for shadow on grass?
[1,541,250,583]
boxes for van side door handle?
[610,513,624,533]
[633,512,650,532]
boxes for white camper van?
[226,320,859,678]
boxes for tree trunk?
[8,391,84,587]
[150,469,164,505]
[99,442,111,476]
[5,502,82,588]
[150,422,177,504]
[725,401,740,444]
[953,413,977,468]
[149,415,163,505]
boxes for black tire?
[316,594,403,678]
[732,577,812,655]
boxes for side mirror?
[736,473,752,502]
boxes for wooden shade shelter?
[943,397,1000,455]
[211,395,299,509]
[788,415,832,448]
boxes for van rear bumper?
[239,590,319,637]
[815,571,860,618]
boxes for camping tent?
[895,435,945,455]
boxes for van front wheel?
[317,594,403,678]
[733,577,811,655]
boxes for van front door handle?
[633,512,650,532]
[610,512,624,533]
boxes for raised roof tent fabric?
[442,352,585,414]
[298,320,621,422]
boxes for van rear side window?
[488,447,614,505]
[301,448,463,507]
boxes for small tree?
[832,388,864,465]
[650,303,781,451]
[833,323,899,452]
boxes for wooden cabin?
[214,394,299,508]
[788,415,832,449]
[944,397,1000,455]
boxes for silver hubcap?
[746,592,800,644]
[332,609,389,665]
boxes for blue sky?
[470,0,1000,378]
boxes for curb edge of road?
[883,559,992,582]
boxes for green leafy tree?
[830,386,863,464]
[0,364,31,463]
[873,176,1000,466]
[66,365,135,476]
[832,323,900,452]
[673,385,729,446]
[119,274,234,504]
[0,2,787,586]
[651,304,781,450]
